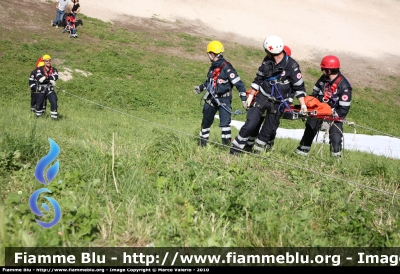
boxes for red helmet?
[283,45,291,56]
[320,55,340,69]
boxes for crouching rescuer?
[193,40,247,147]
[35,54,59,120]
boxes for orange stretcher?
[282,96,344,122]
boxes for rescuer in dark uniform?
[230,35,307,155]
[296,55,352,157]
[194,40,247,147]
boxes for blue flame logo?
[34,138,60,185]
[29,138,62,228]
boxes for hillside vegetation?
[1,0,400,265]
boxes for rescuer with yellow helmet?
[193,40,248,147]
[35,54,60,120]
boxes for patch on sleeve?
[230,73,235,78]
[293,67,299,71]
[341,95,348,101]
[281,71,285,76]
[297,73,302,79]
[344,89,349,92]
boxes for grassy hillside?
[1,0,400,264]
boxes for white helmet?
[263,35,284,54]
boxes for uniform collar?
[211,56,225,68]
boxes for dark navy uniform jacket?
[251,54,306,104]
[35,66,59,93]
[199,56,247,101]
[29,69,38,92]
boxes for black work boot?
[243,144,253,153]
[295,146,309,156]
[330,144,342,157]
[229,145,242,156]
[222,138,231,146]
[265,141,274,151]
[199,139,207,147]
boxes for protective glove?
[193,86,201,94]
[245,94,254,109]
[300,104,308,115]
[39,76,46,83]
[49,80,56,86]
[242,100,248,110]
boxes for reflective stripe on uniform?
[293,78,304,86]
[247,136,256,145]
[275,80,290,85]
[200,128,210,138]
[231,77,241,84]
[255,139,267,146]
[221,126,232,139]
[232,139,245,149]
[339,101,351,106]
[251,83,260,90]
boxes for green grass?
[1,0,400,265]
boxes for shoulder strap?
[330,74,344,93]
[220,61,229,71]
[211,61,230,91]
[212,61,229,80]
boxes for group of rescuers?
[193,35,352,157]
[28,35,352,157]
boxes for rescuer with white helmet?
[230,35,307,155]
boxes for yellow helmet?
[42,54,51,60]
[206,40,224,54]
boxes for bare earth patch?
[4,0,400,92]
[81,0,400,91]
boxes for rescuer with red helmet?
[296,55,352,157]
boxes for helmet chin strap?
[208,53,222,62]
